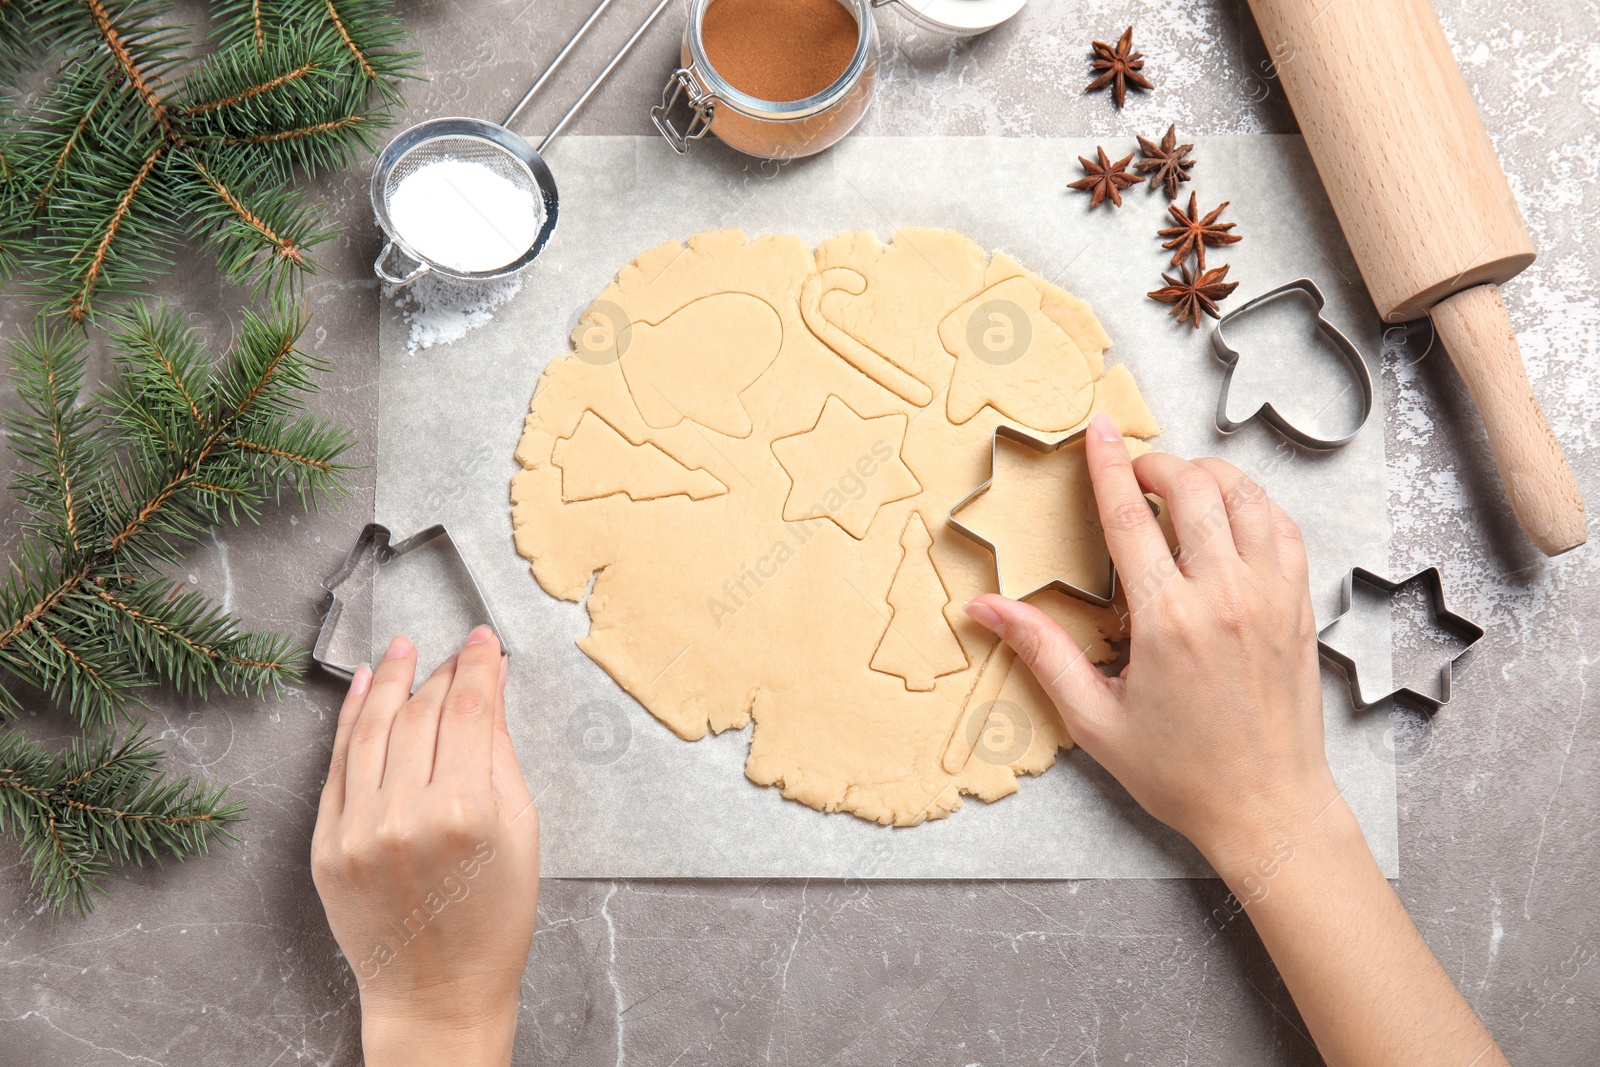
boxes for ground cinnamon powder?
[702,0,860,103]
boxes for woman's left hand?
[311,626,539,1067]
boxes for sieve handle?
[375,241,429,287]
[536,0,678,155]
[503,0,620,129]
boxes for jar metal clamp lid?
[652,0,1026,159]
[651,0,879,160]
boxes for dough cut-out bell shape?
[947,426,1116,605]
[1210,278,1373,451]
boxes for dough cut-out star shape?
[771,395,922,539]
[948,427,1114,603]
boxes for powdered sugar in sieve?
[386,157,545,275]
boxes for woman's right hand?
[965,411,1340,876]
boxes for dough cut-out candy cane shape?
[800,267,937,408]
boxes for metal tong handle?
[502,0,678,155]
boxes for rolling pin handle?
[1429,284,1588,556]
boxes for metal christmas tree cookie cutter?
[1210,278,1374,451]
[946,425,1118,607]
[1317,566,1483,712]
[313,523,506,680]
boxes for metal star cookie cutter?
[1317,566,1483,712]
[312,523,506,680]
[947,425,1117,607]
[1211,278,1373,451]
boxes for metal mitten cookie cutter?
[1211,278,1374,451]
[313,523,505,680]
[947,425,1117,607]
[1317,566,1483,711]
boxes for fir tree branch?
[213,111,363,145]
[0,730,244,914]
[324,0,375,79]
[81,0,174,131]
[35,78,112,211]
[182,60,317,115]
[92,581,300,683]
[0,562,93,652]
[182,153,306,266]
[110,301,208,425]
[8,0,415,313]
[66,140,166,322]
[3,325,103,552]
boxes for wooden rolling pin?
[1245,0,1586,555]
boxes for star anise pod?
[1067,146,1140,209]
[1086,27,1153,108]
[1157,192,1242,265]
[1134,124,1195,199]
[1148,260,1239,328]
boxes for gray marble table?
[3,0,1597,1062]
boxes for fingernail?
[498,655,509,693]
[466,625,494,646]
[349,665,371,696]
[384,634,413,660]
[965,599,1003,632]
[1091,412,1121,443]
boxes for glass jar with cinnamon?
[651,0,877,160]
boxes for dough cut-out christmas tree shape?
[552,411,728,502]
[770,395,922,539]
[618,291,783,438]
[948,428,1113,603]
[940,276,1098,433]
[870,512,969,691]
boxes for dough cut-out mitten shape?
[770,395,922,539]
[618,291,783,438]
[950,433,1111,601]
[553,410,728,502]
[870,512,968,691]
[941,275,1098,432]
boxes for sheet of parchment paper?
[374,135,1397,879]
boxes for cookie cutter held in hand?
[1317,566,1483,712]
[313,523,506,680]
[947,425,1117,607]
[1211,278,1373,451]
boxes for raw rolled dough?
[511,229,1160,826]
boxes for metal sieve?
[370,0,675,287]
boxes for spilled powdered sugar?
[386,271,525,355]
